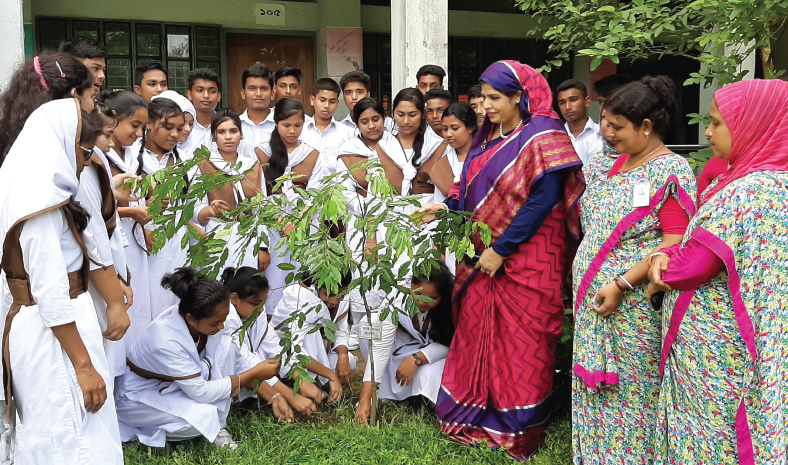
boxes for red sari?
[436,61,584,459]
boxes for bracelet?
[270,393,281,404]
[613,277,629,292]
[618,275,634,290]
[236,374,242,390]
[647,251,670,267]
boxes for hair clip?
[55,61,66,78]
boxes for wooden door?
[225,33,315,115]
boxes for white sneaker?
[212,428,238,451]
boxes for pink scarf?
[702,79,788,204]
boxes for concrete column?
[391,0,448,93]
[0,0,25,93]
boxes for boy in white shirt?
[556,79,602,164]
[301,78,353,181]
[239,63,276,148]
[338,70,397,134]
[185,68,222,158]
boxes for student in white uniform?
[437,103,478,274]
[133,60,168,103]
[184,68,222,159]
[301,78,354,183]
[254,98,319,315]
[240,63,276,149]
[338,71,397,134]
[221,266,319,415]
[153,90,196,156]
[356,261,455,422]
[81,104,134,376]
[115,267,286,449]
[555,79,601,164]
[195,109,270,271]
[0,99,124,464]
[336,97,417,376]
[270,273,344,405]
[134,98,203,315]
[100,91,154,364]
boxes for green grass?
[122,382,571,464]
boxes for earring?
[645,131,650,138]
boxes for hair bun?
[161,267,201,300]
[640,75,676,114]
[220,266,237,284]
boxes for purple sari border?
[572,363,620,392]
[574,173,697,316]
[436,386,553,435]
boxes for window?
[36,18,222,95]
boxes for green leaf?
[277,263,297,271]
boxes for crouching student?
[356,261,455,422]
[221,266,317,416]
[115,267,288,450]
[270,271,347,405]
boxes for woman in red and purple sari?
[413,60,584,459]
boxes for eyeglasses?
[79,145,94,161]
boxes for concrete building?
[3,0,777,143]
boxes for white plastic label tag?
[358,322,382,341]
[632,180,651,208]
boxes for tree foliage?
[138,147,490,423]
[516,0,787,85]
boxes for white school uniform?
[105,146,153,368]
[116,305,262,447]
[258,142,317,315]
[225,302,280,399]
[79,148,133,377]
[0,99,123,464]
[136,145,204,315]
[440,146,465,274]
[300,115,354,185]
[336,133,417,364]
[377,309,449,403]
[564,117,602,165]
[241,109,276,149]
[340,114,398,135]
[198,149,265,270]
[271,285,356,381]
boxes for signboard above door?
[255,3,286,26]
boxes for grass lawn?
[122,382,572,464]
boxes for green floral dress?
[656,171,788,464]
[572,150,696,464]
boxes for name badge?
[632,180,651,208]
[359,322,382,341]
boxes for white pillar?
[0,0,25,93]
[391,0,449,94]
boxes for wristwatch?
[412,354,424,366]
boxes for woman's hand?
[147,195,170,210]
[258,250,271,271]
[475,248,504,277]
[395,356,419,387]
[286,392,317,416]
[103,302,131,341]
[112,173,142,202]
[355,383,372,424]
[144,230,155,252]
[271,395,294,423]
[593,282,625,317]
[298,380,324,406]
[335,353,352,385]
[75,364,107,413]
[410,203,447,225]
[119,280,134,310]
[257,359,281,380]
[647,254,673,301]
[130,205,152,225]
[207,199,231,219]
[326,375,343,405]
